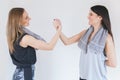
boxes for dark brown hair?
[91,5,114,40]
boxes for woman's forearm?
[60,32,70,45]
[47,31,60,50]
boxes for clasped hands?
[53,19,62,33]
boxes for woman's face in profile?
[88,10,102,26]
[20,10,31,27]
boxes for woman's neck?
[92,23,102,33]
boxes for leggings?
[13,65,35,80]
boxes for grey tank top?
[78,26,108,80]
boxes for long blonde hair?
[7,8,25,53]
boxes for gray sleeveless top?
[78,26,108,80]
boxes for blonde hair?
[6,8,25,53]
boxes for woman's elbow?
[108,64,116,68]
[63,42,70,46]
[45,45,55,50]
[64,43,68,46]
[106,61,117,68]
[111,63,117,68]
[111,60,117,67]
[47,47,54,50]
[36,45,54,50]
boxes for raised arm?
[105,34,117,67]
[53,19,86,45]
[20,20,61,50]
[60,31,85,45]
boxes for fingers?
[53,20,58,29]
[57,25,61,30]
[53,19,61,26]
[53,18,62,30]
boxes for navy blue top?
[10,33,36,80]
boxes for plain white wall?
[0,0,13,80]
[0,0,120,80]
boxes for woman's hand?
[53,19,62,31]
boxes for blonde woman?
[6,7,61,80]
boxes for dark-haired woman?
[54,5,117,80]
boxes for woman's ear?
[98,16,102,21]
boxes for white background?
[0,0,120,80]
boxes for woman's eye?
[89,13,92,16]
